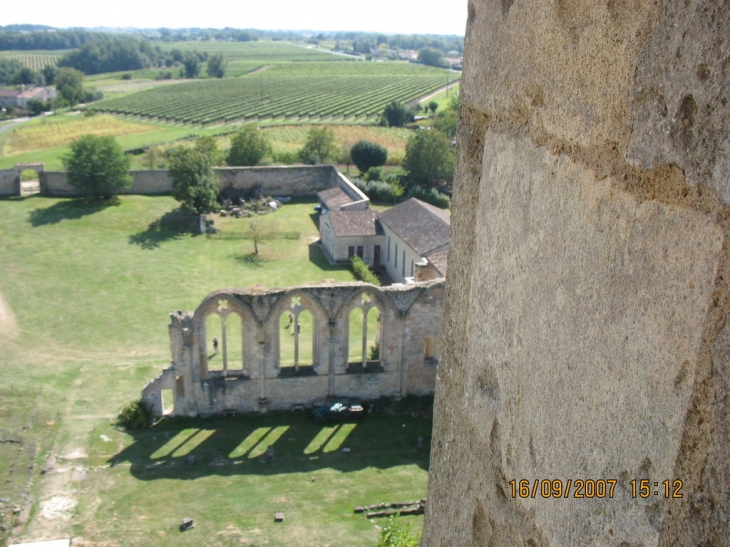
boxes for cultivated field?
[94,62,451,125]
[0,49,67,70]
[0,195,429,547]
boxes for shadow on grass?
[128,209,196,249]
[28,197,119,227]
[233,252,264,268]
[110,412,431,480]
[309,212,320,229]
[308,242,350,272]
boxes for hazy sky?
[3,0,468,36]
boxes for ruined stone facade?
[423,1,730,546]
[142,281,444,417]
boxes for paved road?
[0,117,30,135]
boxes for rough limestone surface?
[423,1,730,546]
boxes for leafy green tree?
[350,140,388,174]
[248,216,275,255]
[55,67,85,106]
[62,135,132,199]
[298,126,339,164]
[403,130,455,187]
[167,138,220,216]
[428,100,439,113]
[26,98,47,116]
[206,53,227,78]
[42,64,58,85]
[382,101,413,127]
[0,58,23,86]
[418,47,446,68]
[182,51,202,79]
[227,124,271,166]
[16,67,43,86]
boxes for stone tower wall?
[423,1,730,546]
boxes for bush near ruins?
[374,515,420,547]
[350,255,381,285]
[116,400,153,429]
[62,134,132,199]
[350,139,388,174]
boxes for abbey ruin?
[143,281,444,417]
[422,1,730,545]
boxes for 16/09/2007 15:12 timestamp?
[508,479,683,499]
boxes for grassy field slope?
[0,195,429,546]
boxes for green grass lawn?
[0,195,428,547]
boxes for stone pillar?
[256,321,267,412]
[423,1,730,546]
[396,312,407,398]
[328,320,336,396]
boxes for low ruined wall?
[142,281,444,417]
[423,1,730,546]
[0,169,17,196]
[42,165,342,197]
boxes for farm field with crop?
[94,61,453,125]
[0,49,68,70]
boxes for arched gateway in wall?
[142,280,444,417]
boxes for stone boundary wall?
[142,280,444,417]
[42,165,344,197]
[0,169,16,196]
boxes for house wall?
[381,225,423,283]
[142,281,444,416]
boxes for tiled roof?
[378,198,450,255]
[427,250,449,277]
[317,186,354,211]
[327,210,382,237]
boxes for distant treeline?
[340,33,464,55]
[57,37,195,75]
[0,28,104,50]
[0,26,463,54]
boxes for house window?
[387,236,391,261]
[348,246,355,257]
[402,250,405,277]
[357,246,364,258]
[411,259,414,277]
[395,243,398,268]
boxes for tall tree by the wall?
[402,130,454,187]
[227,124,271,166]
[167,138,220,230]
[182,51,202,79]
[206,54,227,78]
[298,126,339,164]
[55,67,85,106]
[62,135,132,200]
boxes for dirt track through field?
[0,289,18,340]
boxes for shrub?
[364,166,382,182]
[350,140,388,173]
[350,255,380,286]
[116,400,152,429]
[352,177,405,204]
[374,515,419,547]
[407,185,451,209]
